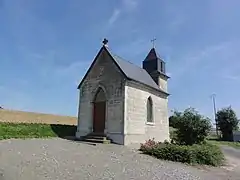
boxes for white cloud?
[221,68,240,81]
[54,61,89,78]
[115,38,148,58]
[107,0,139,27]
[170,42,231,79]
[122,0,138,11]
[223,74,240,81]
[168,15,185,32]
[108,9,121,25]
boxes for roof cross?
[151,38,157,48]
[102,38,108,46]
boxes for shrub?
[169,127,177,143]
[216,107,239,141]
[169,111,181,128]
[192,144,225,166]
[140,139,225,166]
[139,138,161,151]
[171,108,211,145]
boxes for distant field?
[0,109,77,125]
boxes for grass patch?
[171,127,240,149]
[207,139,240,149]
[140,139,225,166]
[206,135,240,149]
[0,122,77,140]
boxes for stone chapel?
[75,39,170,145]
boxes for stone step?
[87,133,106,137]
[85,136,107,140]
[82,138,111,144]
[80,133,111,144]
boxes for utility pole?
[211,94,218,136]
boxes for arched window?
[147,97,153,123]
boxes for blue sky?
[0,0,240,120]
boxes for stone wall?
[124,80,169,145]
[159,75,168,92]
[0,109,77,125]
[76,48,125,144]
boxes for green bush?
[216,107,239,141]
[169,111,181,128]
[193,144,224,166]
[169,127,177,143]
[140,139,225,166]
[171,108,211,145]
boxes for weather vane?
[151,38,157,48]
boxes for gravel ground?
[0,138,238,180]
[221,145,240,159]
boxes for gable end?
[77,46,129,89]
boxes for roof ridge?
[107,48,145,71]
[113,54,134,64]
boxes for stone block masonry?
[124,80,169,145]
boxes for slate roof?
[78,46,168,95]
[107,49,161,91]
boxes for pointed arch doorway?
[93,87,106,134]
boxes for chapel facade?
[76,40,170,145]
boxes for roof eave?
[158,71,170,79]
[128,79,170,96]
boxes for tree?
[171,108,211,145]
[216,107,239,141]
[169,111,181,128]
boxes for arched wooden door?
[93,88,106,133]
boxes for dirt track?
[0,109,77,125]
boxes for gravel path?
[221,145,240,159]
[0,138,238,180]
